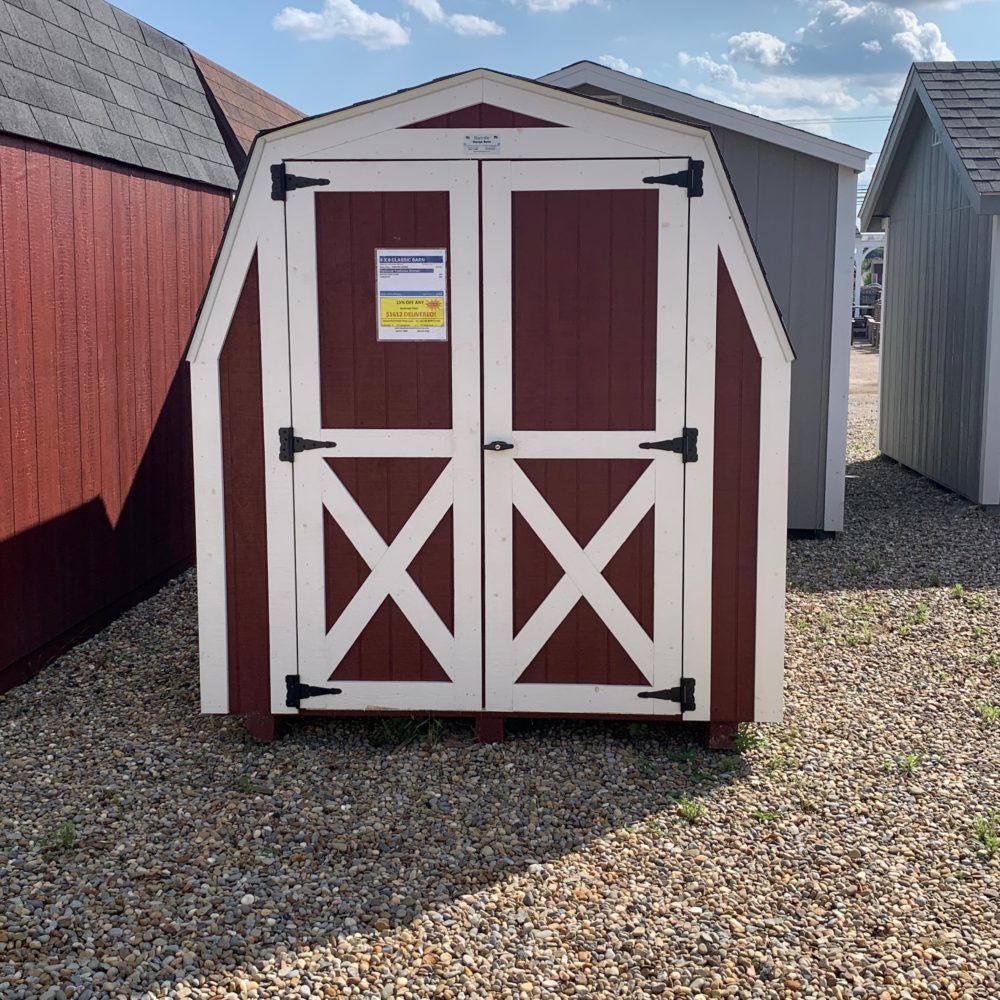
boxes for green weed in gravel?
[676,795,704,824]
[976,701,999,724]
[974,811,1000,859]
[42,820,76,855]
[734,723,768,753]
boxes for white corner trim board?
[824,164,858,533]
[980,217,1000,506]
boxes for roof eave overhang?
[541,61,869,171]
[861,68,1000,228]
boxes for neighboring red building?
[192,51,304,169]
[0,0,300,692]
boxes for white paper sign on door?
[375,249,448,342]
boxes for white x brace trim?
[511,463,655,679]
[320,461,456,679]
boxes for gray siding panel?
[575,86,842,529]
[718,126,839,530]
[881,110,992,500]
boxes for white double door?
[283,157,693,715]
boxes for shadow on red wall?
[0,368,195,693]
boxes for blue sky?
[118,0,999,178]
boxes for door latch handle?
[484,440,514,451]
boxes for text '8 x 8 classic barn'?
[187,70,793,744]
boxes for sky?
[117,0,1000,199]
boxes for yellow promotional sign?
[375,249,448,342]
[379,296,445,328]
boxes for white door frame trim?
[281,159,482,713]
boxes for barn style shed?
[542,61,869,534]
[189,69,793,743]
[861,62,1000,505]
[0,0,301,693]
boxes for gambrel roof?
[862,61,1000,226]
[0,0,301,190]
[191,50,303,166]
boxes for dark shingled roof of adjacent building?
[915,61,1000,196]
[0,0,238,189]
[191,50,303,165]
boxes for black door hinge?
[643,159,704,197]
[271,163,331,201]
[285,674,342,709]
[278,426,337,463]
[637,677,696,712]
[639,427,698,462]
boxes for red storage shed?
[187,70,793,742]
[0,0,301,693]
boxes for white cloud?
[676,0,955,131]
[405,0,504,34]
[448,12,504,34]
[406,0,444,19]
[908,0,995,8]
[678,51,738,86]
[727,31,793,69]
[508,0,599,10]
[794,2,954,72]
[598,54,643,77]
[274,0,409,47]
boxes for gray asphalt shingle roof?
[0,0,237,189]
[915,61,1000,196]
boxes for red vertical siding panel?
[110,168,137,497]
[145,176,168,417]
[71,155,101,503]
[0,139,38,531]
[160,185,182,558]
[0,144,14,538]
[220,254,270,717]
[91,166,121,523]
[49,151,83,516]
[25,144,60,523]
[711,252,761,723]
[128,171,152,455]
[174,183,193,353]
[160,185,180,362]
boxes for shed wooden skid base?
[239,713,754,749]
[189,70,792,733]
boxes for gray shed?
[541,61,869,533]
[861,62,1000,506]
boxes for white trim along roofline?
[540,61,869,172]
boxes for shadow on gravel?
[788,455,1000,594]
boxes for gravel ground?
[1,346,999,1000]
